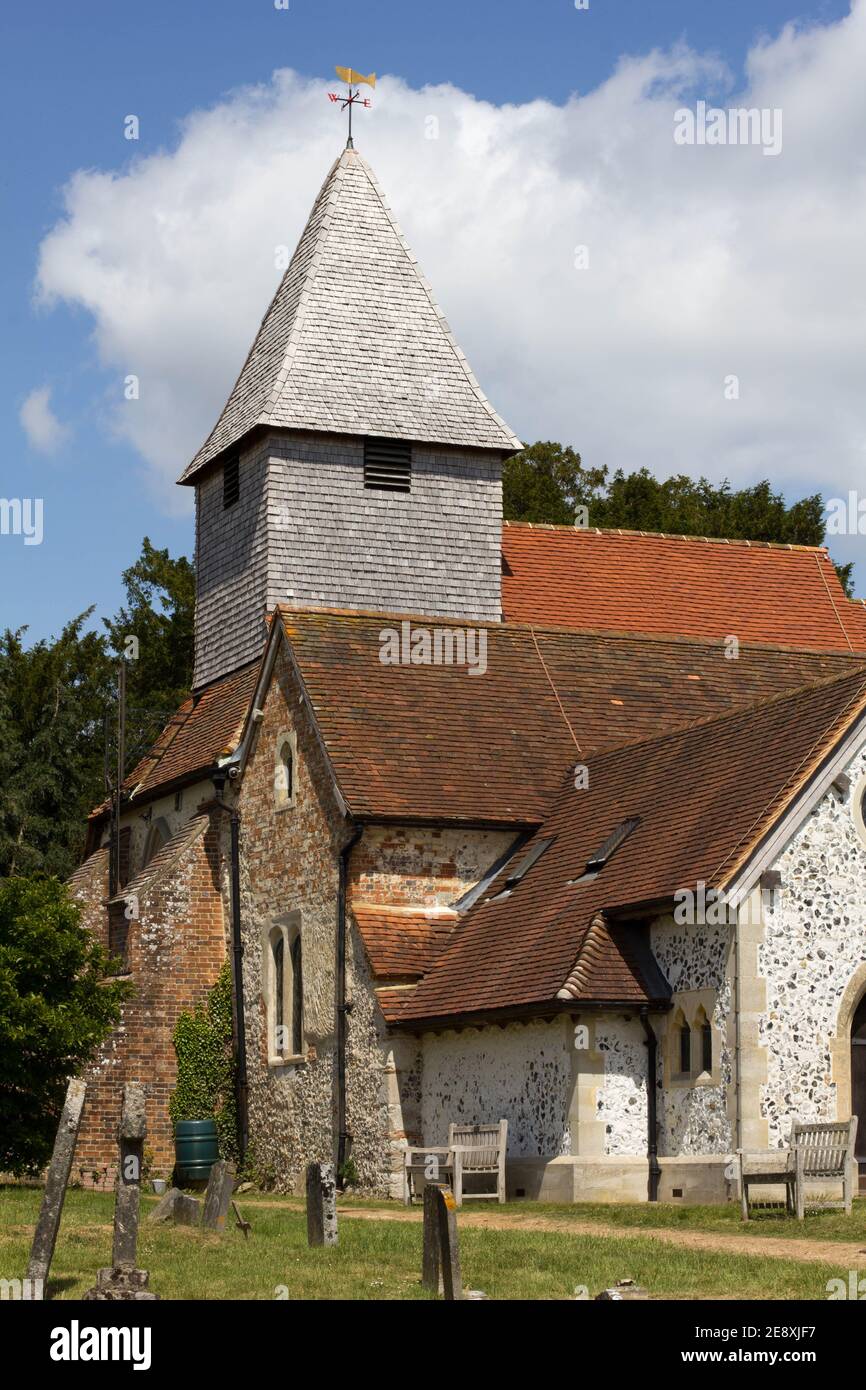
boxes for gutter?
[336,823,363,1186]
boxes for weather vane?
[328,66,376,148]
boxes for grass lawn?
[0,1185,858,1300]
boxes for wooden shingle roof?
[180,148,520,482]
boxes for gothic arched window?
[266,916,304,1064]
[273,731,297,809]
[273,933,285,1054]
[291,933,303,1057]
[679,1021,692,1077]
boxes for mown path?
[278,1200,866,1269]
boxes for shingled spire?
[186,146,520,690]
[180,148,520,482]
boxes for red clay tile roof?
[90,663,258,818]
[501,524,866,653]
[353,905,457,980]
[393,664,866,1026]
[281,607,861,826]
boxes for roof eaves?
[389,994,671,1034]
[720,684,866,903]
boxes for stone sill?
[268,1054,307,1069]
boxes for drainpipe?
[336,823,363,1187]
[733,905,744,1154]
[641,1009,661,1202]
[212,769,249,1165]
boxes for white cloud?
[19,385,70,455]
[34,4,866,517]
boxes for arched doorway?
[854,995,866,1193]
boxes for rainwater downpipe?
[212,767,249,1165]
[337,823,363,1187]
[640,1009,661,1202]
[734,900,744,1154]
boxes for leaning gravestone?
[306,1162,338,1246]
[84,1082,158,1300]
[202,1160,236,1232]
[26,1077,87,1300]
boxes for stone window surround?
[264,910,305,1067]
[828,961,866,1120]
[273,728,298,812]
[661,989,721,1089]
[851,772,866,849]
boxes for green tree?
[503,443,854,595]
[0,539,196,881]
[0,877,131,1173]
[503,441,606,525]
[103,537,195,714]
[0,615,112,878]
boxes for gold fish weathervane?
[328,66,376,148]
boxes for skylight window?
[584,817,641,874]
[569,816,641,886]
[487,837,555,901]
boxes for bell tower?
[179,147,521,689]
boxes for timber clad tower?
[180,147,522,689]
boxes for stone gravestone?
[422,1184,462,1300]
[306,1162,338,1247]
[148,1187,202,1226]
[201,1160,236,1232]
[26,1077,87,1300]
[85,1082,158,1300]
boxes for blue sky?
[1,0,860,642]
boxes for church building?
[69,141,866,1203]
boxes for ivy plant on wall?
[169,961,239,1164]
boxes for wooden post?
[421,1184,441,1293]
[26,1078,87,1298]
[306,1162,337,1246]
[202,1160,235,1232]
[422,1184,461,1300]
[436,1185,462,1300]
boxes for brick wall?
[68,819,228,1185]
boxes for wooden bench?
[403,1120,508,1206]
[791,1117,858,1219]
[738,1117,858,1221]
